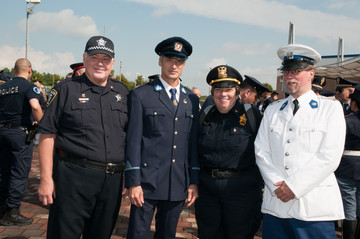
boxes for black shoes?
[0,207,33,226]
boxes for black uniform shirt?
[198,101,259,171]
[39,74,129,163]
[0,77,41,127]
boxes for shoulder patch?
[46,89,58,107]
[33,86,41,95]
[154,84,163,92]
[181,87,187,94]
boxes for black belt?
[203,167,241,179]
[0,123,27,131]
[56,149,125,174]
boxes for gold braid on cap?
[209,78,241,86]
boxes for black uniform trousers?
[127,199,184,239]
[47,154,123,239]
[0,128,33,208]
[195,170,262,239]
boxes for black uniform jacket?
[336,111,360,180]
[198,101,260,171]
[125,78,199,201]
[39,74,129,163]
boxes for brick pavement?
[0,146,341,239]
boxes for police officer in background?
[241,75,270,104]
[335,77,358,115]
[70,62,85,78]
[196,65,263,239]
[37,36,128,239]
[125,36,199,239]
[311,75,326,96]
[0,58,43,226]
[336,86,360,239]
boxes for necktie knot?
[170,88,178,111]
[293,99,299,115]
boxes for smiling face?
[83,53,114,86]
[213,87,238,113]
[283,66,315,98]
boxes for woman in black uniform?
[195,65,263,239]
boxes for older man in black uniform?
[37,36,129,239]
[125,36,199,239]
[0,58,43,226]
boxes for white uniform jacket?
[255,90,346,221]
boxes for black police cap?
[85,36,115,58]
[155,36,192,60]
[0,71,14,82]
[70,62,84,71]
[243,75,270,94]
[312,76,326,90]
[336,77,358,89]
[206,65,242,88]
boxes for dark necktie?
[170,88,178,111]
[293,99,299,115]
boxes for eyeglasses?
[282,66,313,76]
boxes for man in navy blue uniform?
[0,58,43,226]
[335,77,358,115]
[125,36,199,239]
[37,36,129,239]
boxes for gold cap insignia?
[218,66,228,78]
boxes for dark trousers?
[0,128,33,208]
[195,170,262,239]
[262,213,337,239]
[47,156,123,239]
[127,199,184,239]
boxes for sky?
[1,0,360,95]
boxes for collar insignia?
[309,100,318,109]
[280,101,288,111]
[154,84,163,92]
[181,87,187,94]
[115,94,122,102]
[239,113,247,126]
[183,98,188,104]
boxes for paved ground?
[0,146,342,239]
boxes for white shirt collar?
[159,77,180,101]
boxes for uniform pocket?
[140,156,160,189]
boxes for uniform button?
[175,117,178,121]
[285,166,289,170]
[174,131,178,135]
[311,128,316,132]
[289,128,293,131]
[173,145,177,149]
[285,152,289,156]
[143,163,147,167]
[287,139,291,143]
[172,159,176,163]
[154,112,158,115]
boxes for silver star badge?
[115,94,122,102]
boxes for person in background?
[0,58,43,226]
[335,86,360,239]
[70,62,85,78]
[311,76,326,96]
[255,43,346,238]
[335,77,358,116]
[196,65,263,239]
[240,75,270,105]
[271,91,279,101]
[125,36,199,239]
[37,36,128,239]
[260,89,273,113]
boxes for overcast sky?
[1,0,360,95]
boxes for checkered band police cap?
[85,36,114,58]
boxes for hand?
[38,177,55,206]
[186,184,199,208]
[274,181,295,202]
[128,185,144,207]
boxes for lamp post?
[25,0,40,59]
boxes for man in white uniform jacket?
[255,43,346,239]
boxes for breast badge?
[239,113,247,126]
